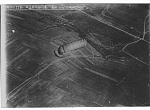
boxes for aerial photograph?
[4,4,150,107]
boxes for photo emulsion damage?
[4,4,150,107]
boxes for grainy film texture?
[5,4,150,107]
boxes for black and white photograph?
[1,3,150,107]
